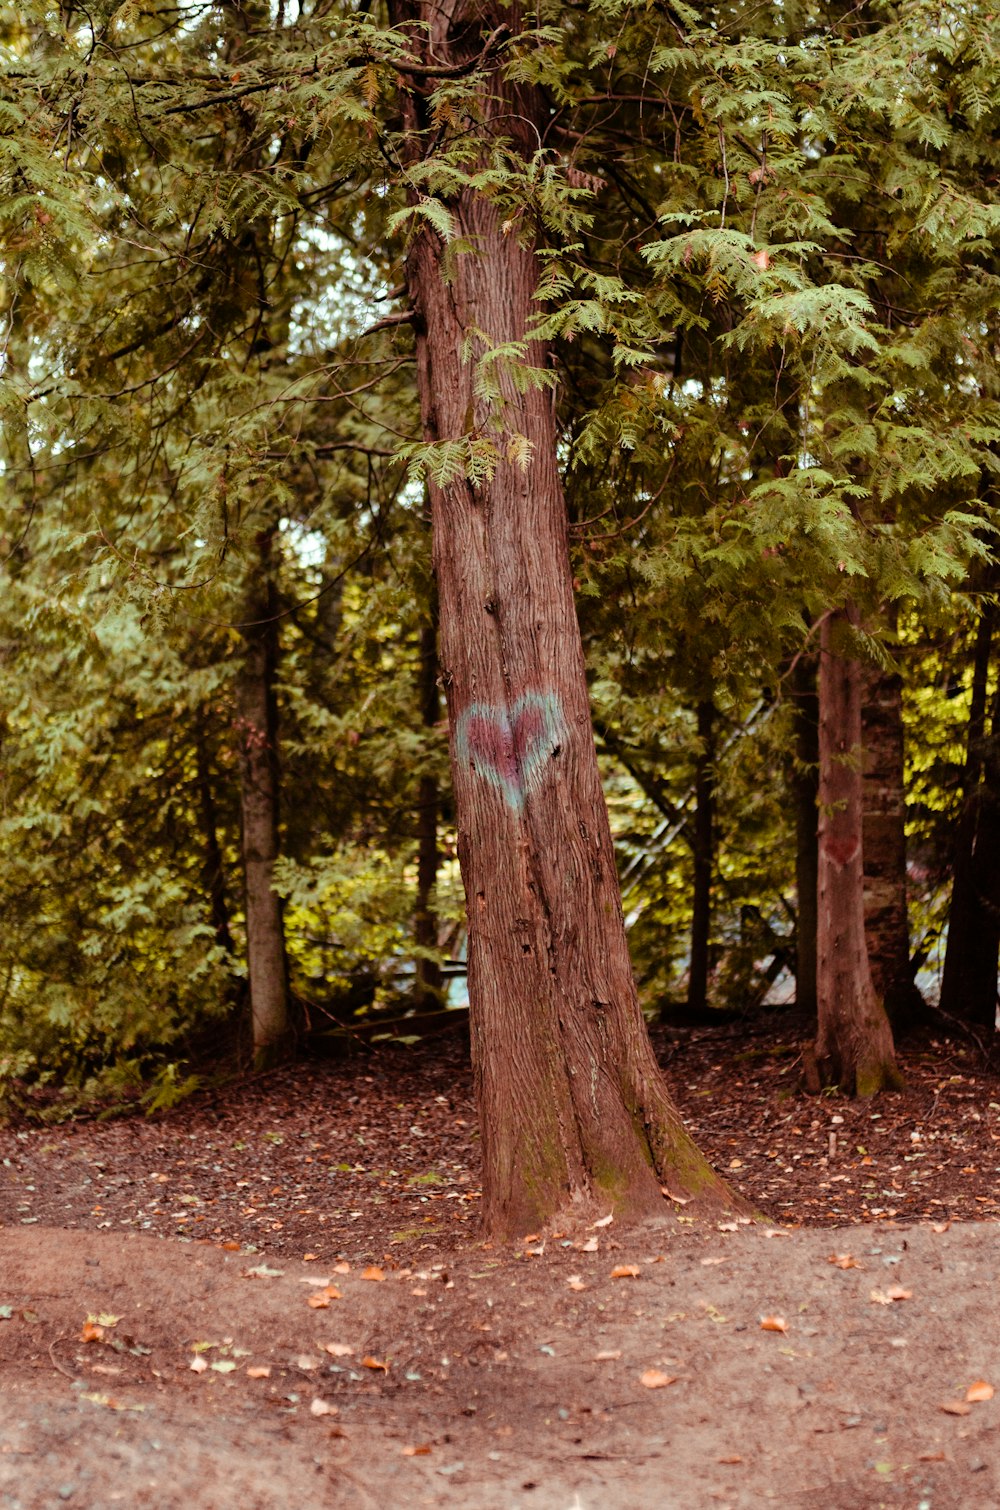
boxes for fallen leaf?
[221,1241,241,1252]
[932,1221,951,1234]
[760,1316,788,1333]
[592,1214,614,1229]
[566,1276,587,1292]
[303,1253,319,1262]
[611,1264,640,1279]
[333,1262,351,1275]
[594,1349,621,1361]
[296,1354,321,1371]
[700,1257,727,1266]
[918,1451,947,1461]
[79,1393,145,1412]
[828,1254,861,1270]
[306,1286,342,1309]
[309,1398,339,1417]
[716,1221,737,1232]
[967,1380,995,1403]
[189,1355,208,1374]
[940,1401,972,1416]
[581,1237,599,1253]
[661,1188,690,1205]
[247,1366,271,1379]
[242,1265,284,1280]
[640,1369,676,1390]
[886,1286,912,1301]
[361,1266,386,1283]
[81,1322,105,1343]
[402,1444,432,1457]
[718,1455,743,1464]
[362,1356,389,1373]
[89,1313,120,1328]
[320,1342,354,1358]
[411,1287,428,1297]
[210,1360,236,1374]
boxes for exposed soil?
[3,1011,1000,1508]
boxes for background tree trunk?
[940,605,1000,1029]
[236,532,291,1068]
[687,699,715,1013]
[814,608,902,1095]
[396,0,739,1235]
[195,723,235,959]
[862,663,922,1031]
[790,659,819,1021]
[414,618,444,1009]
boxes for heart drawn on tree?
[455,690,566,811]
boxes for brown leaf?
[402,1444,432,1457]
[760,1316,788,1333]
[932,1221,951,1234]
[966,1380,995,1402]
[828,1253,861,1270]
[221,1241,240,1252]
[80,1322,105,1343]
[640,1369,676,1390]
[886,1286,912,1301]
[361,1266,386,1283]
[361,1356,389,1373]
[940,1401,972,1416]
[333,1261,351,1275]
[246,1366,271,1379]
[718,1455,743,1464]
[661,1188,690,1205]
[320,1342,353,1358]
[611,1264,640,1279]
[306,1286,342,1309]
[918,1451,947,1461]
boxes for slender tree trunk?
[236,531,291,1068]
[195,724,235,957]
[940,605,1000,1027]
[861,662,921,1030]
[790,658,819,1020]
[414,619,444,1008]
[395,0,739,1235]
[814,608,902,1095]
[687,699,715,1013]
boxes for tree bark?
[790,658,819,1021]
[686,699,715,1014]
[861,662,921,1030]
[195,723,235,958]
[414,618,444,1009]
[814,608,902,1095]
[394,0,739,1235]
[940,604,1000,1028]
[236,531,291,1068]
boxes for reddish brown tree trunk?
[814,608,902,1095]
[861,663,921,1030]
[395,0,738,1236]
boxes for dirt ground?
[3,1012,1000,1508]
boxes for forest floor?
[3,1009,1000,1509]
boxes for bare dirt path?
[3,1017,1000,1507]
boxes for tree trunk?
[236,531,291,1068]
[395,0,739,1235]
[814,608,902,1095]
[414,619,444,1008]
[790,658,819,1020]
[687,699,715,1013]
[940,605,1000,1028]
[195,723,235,958]
[861,662,921,1031]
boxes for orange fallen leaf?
[306,1286,342,1309]
[919,1451,947,1461]
[333,1261,351,1275]
[640,1369,676,1390]
[303,1253,319,1262]
[760,1316,788,1333]
[932,1221,951,1234]
[967,1380,994,1402]
[886,1286,912,1301]
[611,1264,640,1279]
[828,1253,860,1269]
[718,1455,743,1464]
[940,1401,972,1416]
[309,1398,339,1417]
[402,1444,432,1457]
[221,1241,240,1252]
[362,1266,386,1283]
[246,1366,271,1379]
[362,1355,389,1373]
[80,1322,105,1343]
[411,1288,428,1297]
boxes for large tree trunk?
[940,605,1000,1028]
[414,618,444,1009]
[814,608,902,1095]
[861,662,922,1031]
[687,699,715,1013]
[395,0,738,1236]
[236,531,291,1068]
[790,659,819,1020]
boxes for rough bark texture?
[236,534,291,1068]
[414,620,444,1009]
[940,606,1000,1029]
[861,663,922,1030]
[790,659,819,1021]
[814,609,902,1096]
[394,0,738,1235]
[687,700,715,1013]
